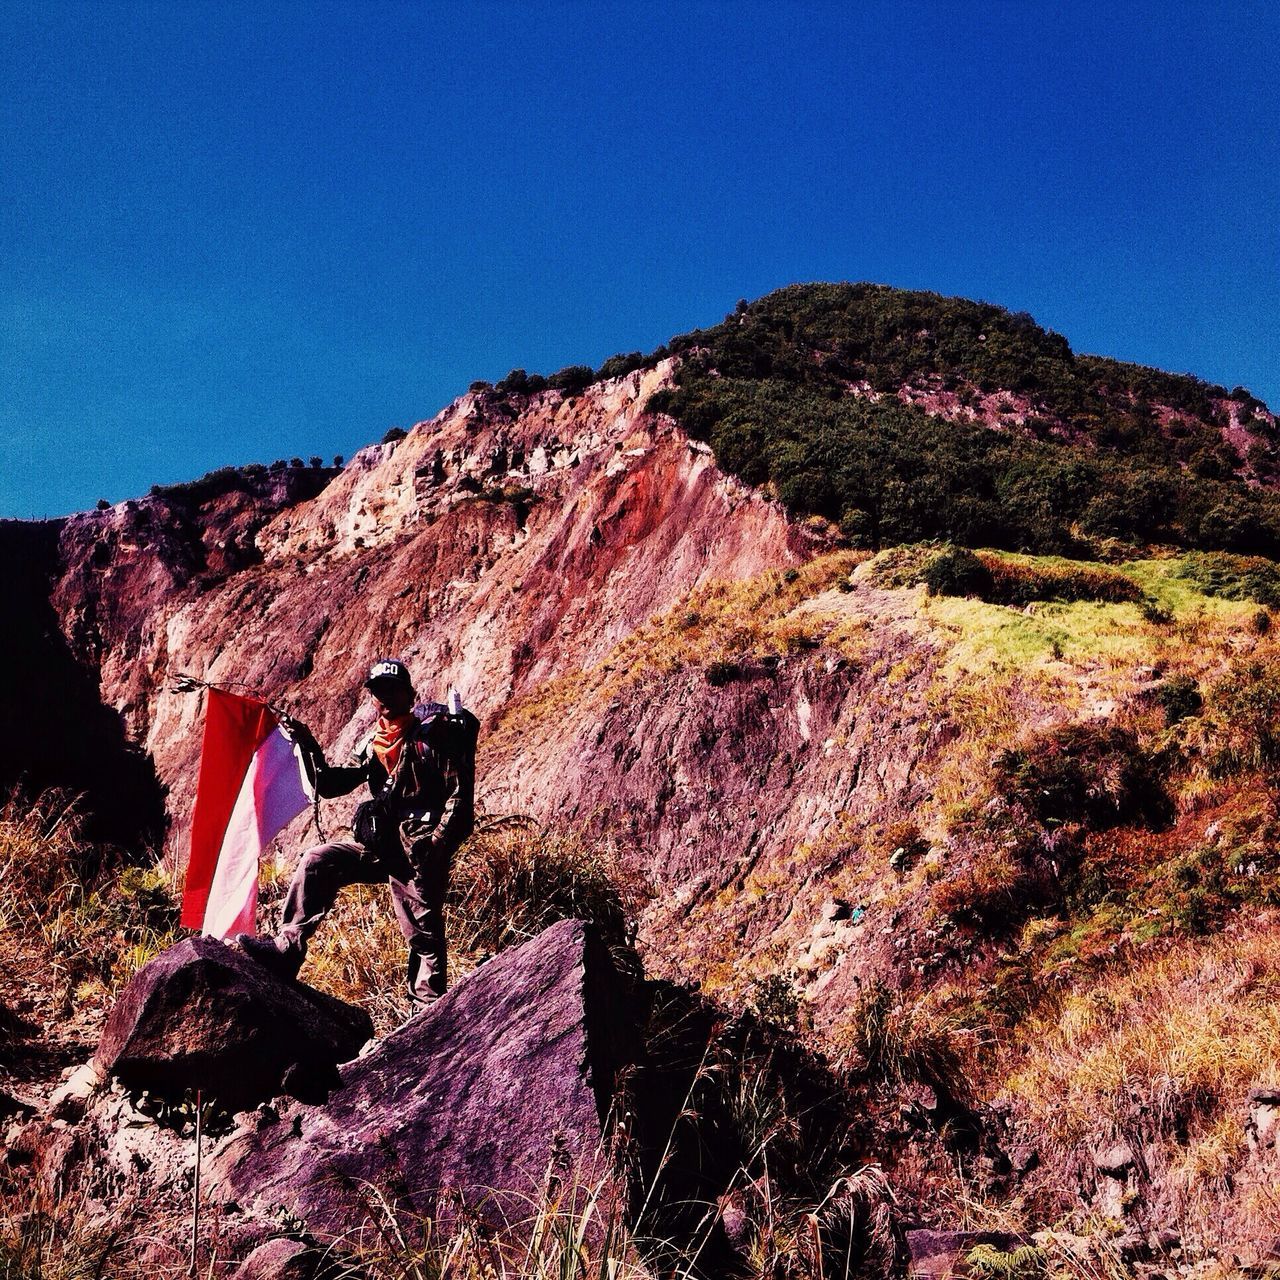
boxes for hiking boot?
[233,933,301,979]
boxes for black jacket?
[299,708,477,857]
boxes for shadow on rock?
[74,920,896,1276]
[0,519,166,850]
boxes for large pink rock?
[95,936,373,1110]
[210,919,639,1243]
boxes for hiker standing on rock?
[236,659,478,1012]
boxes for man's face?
[370,680,413,717]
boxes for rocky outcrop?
[10,919,895,1274]
[210,919,639,1240]
[51,464,336,739]
[232,1238,331,1280]
[9,362,814,866]
[95,936,373,1110]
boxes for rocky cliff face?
[478,581,944,1012]
[22,360,817,862]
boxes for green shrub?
[747,973,809,1035]
[1211,659,1280,771]
[965,1244,1048,1280]
[1140,596,1174,624]
[1177,551,1280,607]
[548,364,596,396]
[112,866,179,940]
[595,350,648,381]
[876,545,1142,606]
[976,554,1142,605]
[921,546,992,597]
[995,723,1169,830]
[1156,675,1203,725]
[493,367,549,395]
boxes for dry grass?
[828,980,975,1099]
[0,1144,895,1280]
[265,821,649,1036]
[0,1163,642,1280]
[0,789,93,930]
[1003,919,1280,1145]
[0,1183,135,1280]
[0,788,177,1018]
[996,917,1280,1253]
[329,1161,645,1280]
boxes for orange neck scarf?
[372,713,416,774]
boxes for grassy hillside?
[8,286,1280,1275]
[474,538,1280,1264]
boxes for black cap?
[364,658,414,691]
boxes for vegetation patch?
[638,284,1278,556]
[1176,550,1280,607]
[922,594,1148,672]
[864,546,1149,631]
[915,546,1145,607]
[1002,920,1280,1233]
[919,546,994,599]
[0,788,179,1008]
[930,839,1053,933]
[976,552,1143,606]
[1209,656,1280,773]
[966,1244,1048,1280]
[831,978,972,1100]
[994,723,1170,831]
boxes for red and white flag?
[180,688,313,939]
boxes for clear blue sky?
[3,2,1277,518]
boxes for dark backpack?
[420,705,480,785]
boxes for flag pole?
[188,1088,203,1277]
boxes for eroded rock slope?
[29,362,815,861]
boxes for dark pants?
[277,838,451,1009]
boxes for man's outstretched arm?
[281,717,368,798]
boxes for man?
[237,658,478,1011]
